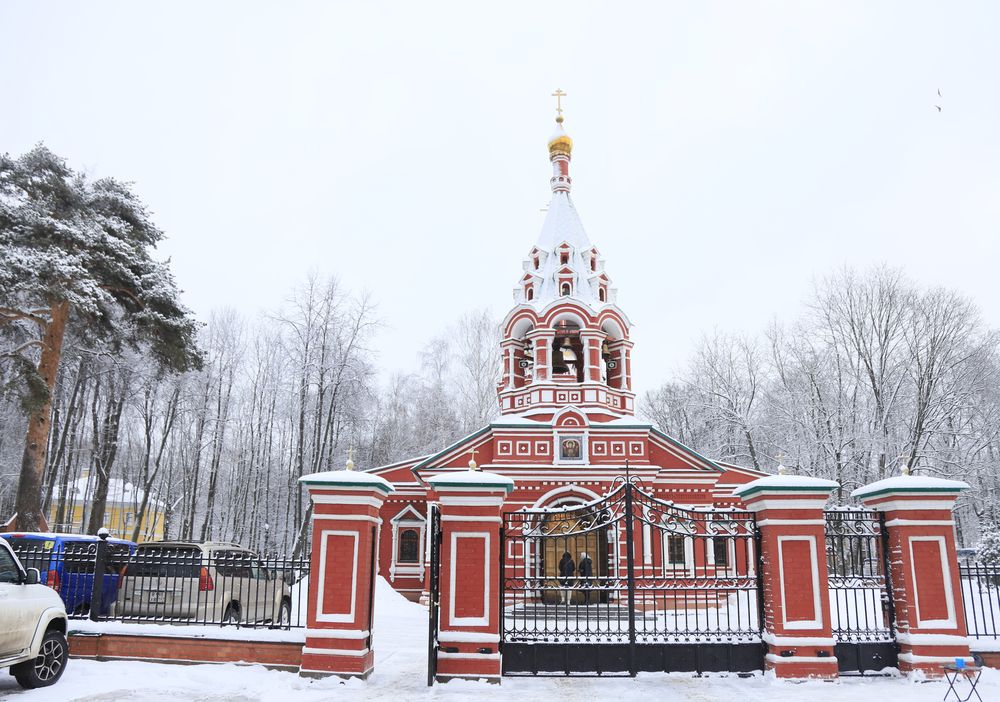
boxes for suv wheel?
[13,629,68,689]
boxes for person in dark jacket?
[558,552,575,604]
[578,552,594,604]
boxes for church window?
[525,286,534,301]
[398,529,420,563]
[599,287,606,302]
[533,256,540,270]
[560,251,569,265]
[560,282,571,296]
[712,538,729,568]
[591,256,597,272]
[666,535,686,566]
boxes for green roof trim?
[736,484,837,499]
[298,478,393,494]
[649,427,725,473]
[855,486,965,499]
[428,480,514,493]
[413,425,492,472]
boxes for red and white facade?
[370,115,767,602]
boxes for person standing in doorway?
[558,551,575,604]
[578,552,593,604]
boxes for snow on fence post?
[298,466,394,679]
[426,468,514,683]
[734,473,840,679]
[853,474,972,676]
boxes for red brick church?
[370,107,766,601]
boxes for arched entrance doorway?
[538,505,611,605]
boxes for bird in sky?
[935,105,942,112]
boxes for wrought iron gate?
[426,504,442,686]
[500,479,763,676]
[824,509,898,674]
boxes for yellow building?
[47,475,166,543]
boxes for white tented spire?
[512,110,616,311]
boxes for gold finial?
[468,447,479,471]
[551,88,567,123]
[345,446,355,472]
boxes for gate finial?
[776,452,789,475]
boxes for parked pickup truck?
[0,538,69,688]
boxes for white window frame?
[389,505,426,582]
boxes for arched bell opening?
[600,318,627,389]
[551,319,584,382]
[510,318,535,388]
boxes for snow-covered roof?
[426,470,515,492]
[299,470,394,494]
[536,192,591,251]
[733,474,839,498]
[851,475,969,500]
[69,477,163,509]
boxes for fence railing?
[960,563,1000,640]
[9,541,309,630]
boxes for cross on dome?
[551,88,567,121]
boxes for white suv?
[0,538,68,688]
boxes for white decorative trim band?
[305,629,370,640]
[301,646,370,657]
[863,500,957,511]
[438,495,507,505]
[438,631,501,644]
[437,651,501,660]
[762,633,836,647]
[895,633,969,646]
[311,514,382,525]
[310,495,383,508]
[883,519,955,527]
[757,519,826,527]
[441,515,503,523]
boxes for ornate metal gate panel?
[824,509,898,674]
[500,479,764,676]
[426,504,442,686]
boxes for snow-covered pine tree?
[977,519,1000,565]
[0,144,202,531]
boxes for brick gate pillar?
[734,474,840,679]
[427,467,514,683]
[298,466,394,679]
[853,473,971,676]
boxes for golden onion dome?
[548,116,573,157]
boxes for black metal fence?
[7,540,309,629]
[823,509,897,674]
[960,563,1000,641]
[501,479,763,675]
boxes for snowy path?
[1,578,997,701]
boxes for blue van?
[0,533,137,616]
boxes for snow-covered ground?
[0,577,997,701]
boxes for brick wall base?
[69,633,303,671]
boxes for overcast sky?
[2,2,998,396]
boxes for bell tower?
[497,94,635,422]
